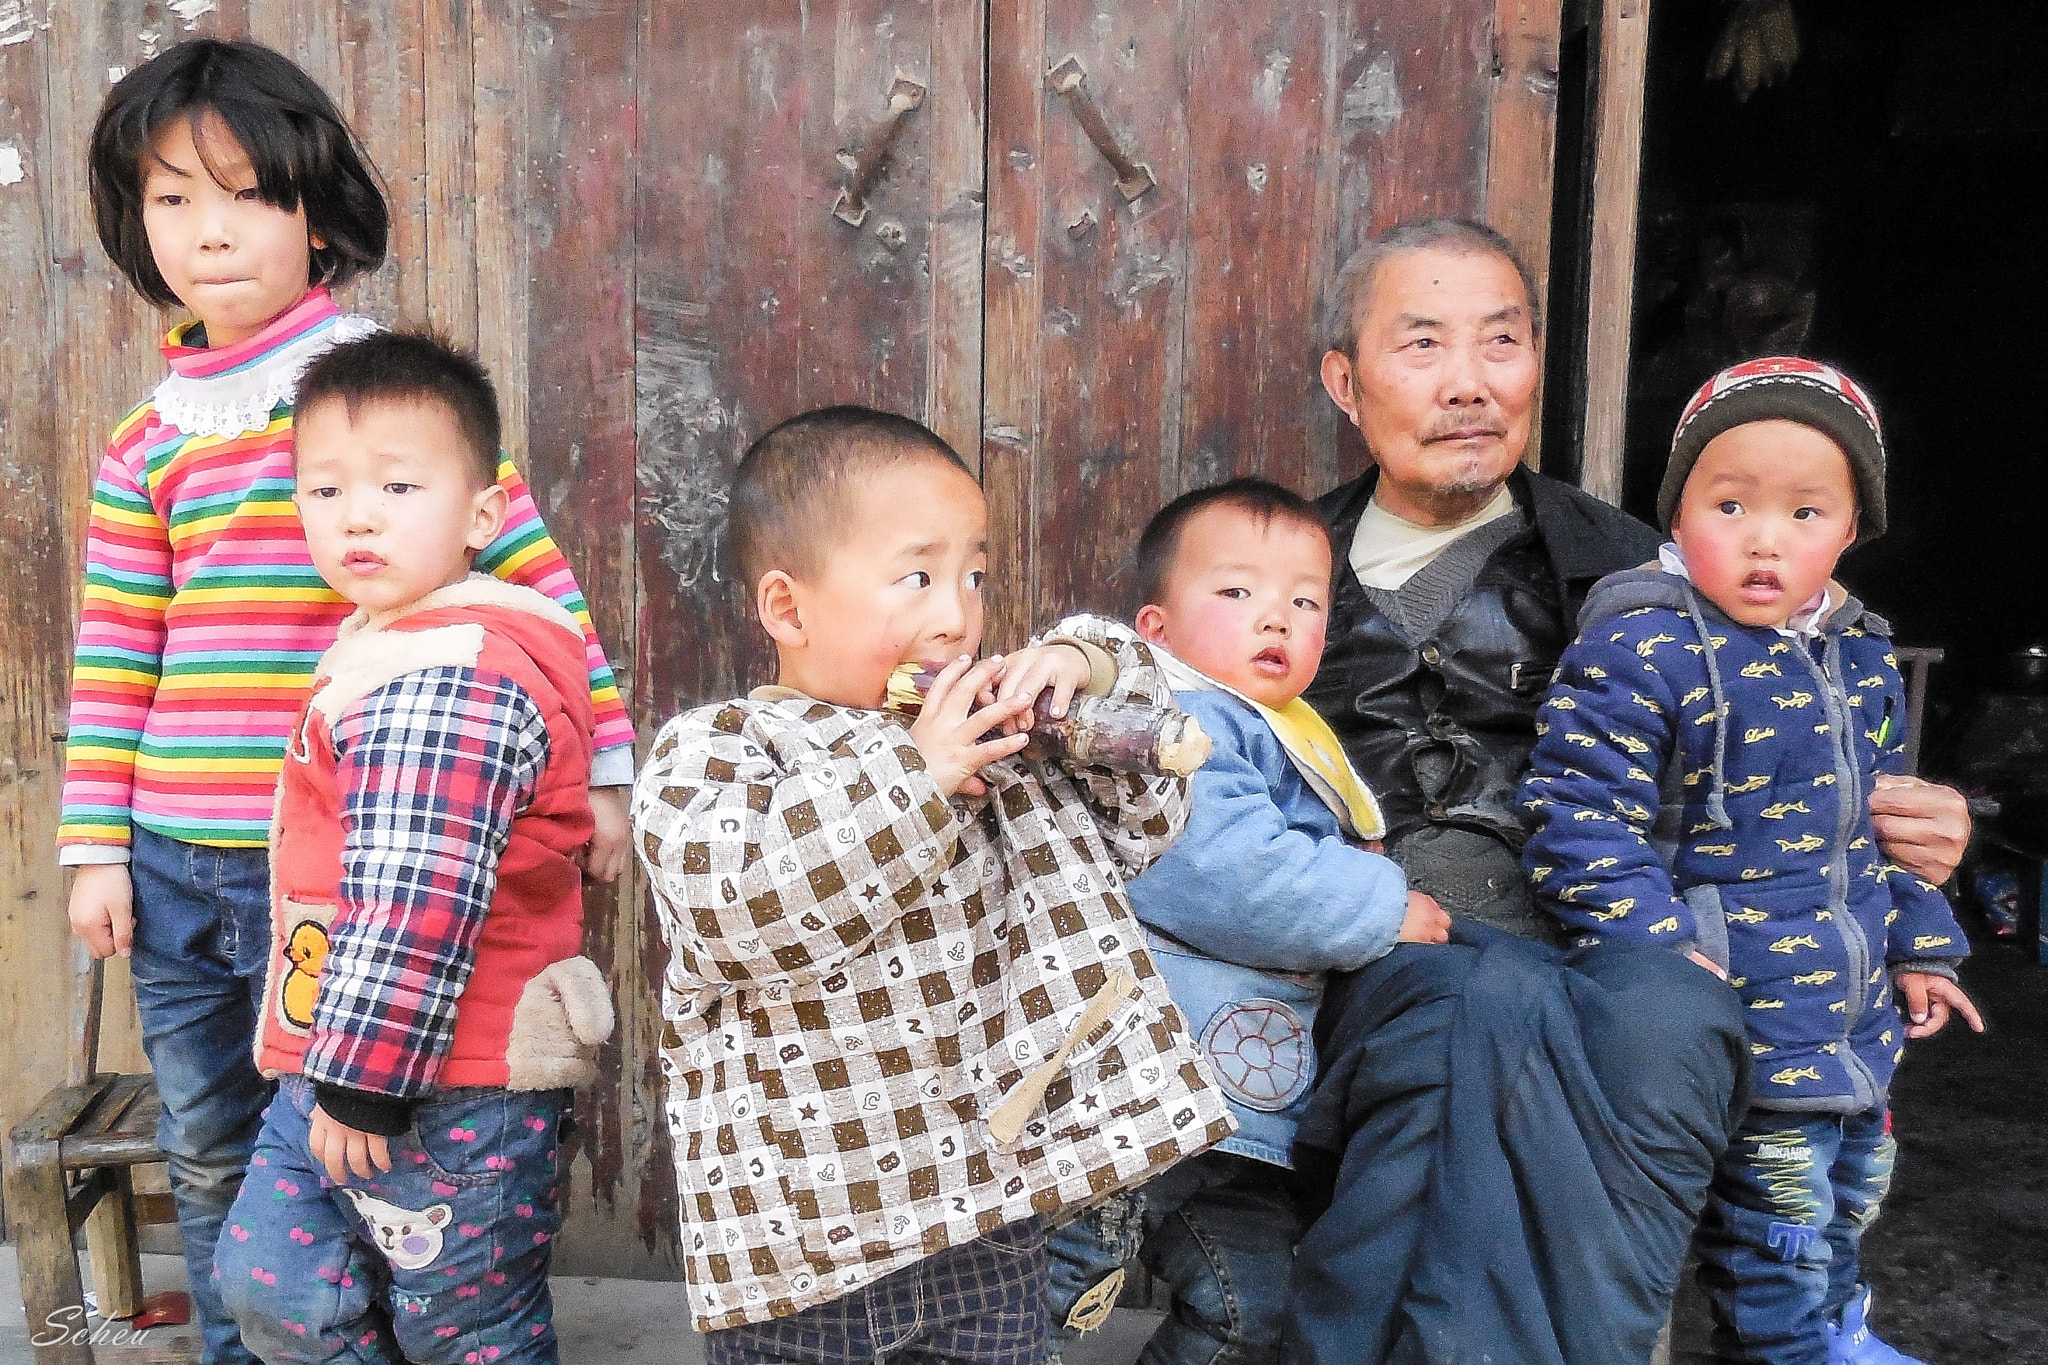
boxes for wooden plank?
[84,1168,146,1321]
[1177,2,1331,500]
[793,1,938,412]
[1485,0,1565,467]
[925,1,988,464]
[981,0,1049,650]
[1308,0,1501,489]
[1016,0,1193,625]
[1577,0,1650,506]
[635,1,803,719]
[422,0,479,348]
[511,0,647,1280]
[0,0,65,1237]
[470,0,528,459]
[5,0,175,1233]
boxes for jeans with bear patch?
[216,1075,571,1364]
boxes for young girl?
[62,39,634,1365]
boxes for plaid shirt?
[634,617,1235,1331]
[303,666,549,1107]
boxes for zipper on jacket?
[1803,633,1878,1108]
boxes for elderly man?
[1284,219,1967,1365]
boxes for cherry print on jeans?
[1197,997,1312,1112]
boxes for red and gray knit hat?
[1658,356,1888,546]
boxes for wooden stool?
[7,941,190,1365]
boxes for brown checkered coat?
[632,618,1235,1331]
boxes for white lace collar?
[151,314,382,438]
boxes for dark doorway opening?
[1610,4,2048,1360]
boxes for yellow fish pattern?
[1520,595,1970,1110]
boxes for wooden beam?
[1486,0,1565,469]
[1577,0,1651,506]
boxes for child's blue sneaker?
[1828,1286,1925,1365]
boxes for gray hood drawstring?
[1678,578,1736,833]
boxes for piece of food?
[886,662,1211,777]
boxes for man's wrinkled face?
[1321,247,1539,526]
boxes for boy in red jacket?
[216,333,613,1365]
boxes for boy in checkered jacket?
[631,406,1234,1364]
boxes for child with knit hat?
[1517,357,1981,1365]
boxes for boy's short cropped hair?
[1134,478,1333,607]
[89,38,389,309]
[295,332,502,487]
[730,405,972,591]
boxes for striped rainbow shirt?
[59,288,634,858]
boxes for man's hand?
[68,863,136,960]
[309,1104,392,1185]
[1869,776,1970,885]
[990,643,1093,733]
[1397,891,1451,944]
[580,786,631,884]
[1897,972,1985,1040]
[908,656,1033,798]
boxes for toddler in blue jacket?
[1046,479,1447,1365]
[1520,358,1982,1365]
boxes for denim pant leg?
[1821,1108,1896,1321]
[217,1085,403,1364]
[218,1077,571,1365]
[1694,1112,1848,1365]
[1137,1153,1298,1365]
[129,828,275,1365]
[1046,1190,1149,1355]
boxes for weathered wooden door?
[0,0,1562,1279]
[638,0,1564,694]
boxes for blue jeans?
[704,1218,1047,1365]
[1048,1152,1298,1365]
[1694,1106,1897,1365]
[216,1075,570,1364]
[129,827,275,1365]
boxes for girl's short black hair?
[89,38,388,309]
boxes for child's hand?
[309,1104,393,1185]
[68,863,135,959]
[1397,890,1451,944]
[909,655,1033,798]
[1897,971,1984,1039]
[990,643,1093,734]
[580,787,631,884]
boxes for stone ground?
[6,930,2039,1364]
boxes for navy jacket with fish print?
[1518,565,1966,1113]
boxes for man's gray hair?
[1320,218,1541,359]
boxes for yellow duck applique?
[281,921,331,1030]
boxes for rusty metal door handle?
[833,75,927,227]
[1045,55,1155,203]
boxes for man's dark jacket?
[1308,465,1662,852]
